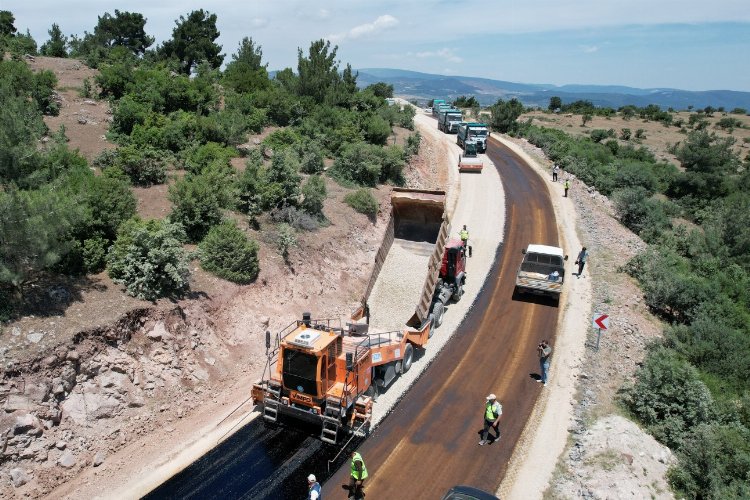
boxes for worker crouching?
[347,451,368,498]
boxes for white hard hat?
[486,393,496,400]
[308,474,316,482]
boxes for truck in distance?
[514,244,568,302]
[457,122,489,153]
[438,108,464,133]
[431,99,446,116]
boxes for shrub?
[276,223,297,261]
[590,129,609,143]
[668,423,750,499]
[620,347,716,449]
[301,175,327,217]
[261,150,301,210]
[109,145,167,186]
[270,206,320,231]
[620,128,631,140]
[363,114,391,145]
[168,168,231,242]
[182,142,236,174]
[199,222,259,284]
[330,142,383,186]
[262,128,301,153]
[82,236,109,273]
[107,218,189,300]
[344,188,378,218]
[404,132,421,159]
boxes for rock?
[4,393,28,411]
[58,449,76,468]
[147,322,168,341]
[10,467,30,487]
[55,441,66,450]
[77,117,88,125]
[13,414,43,436]
[93,450,106,467]
[259,316,270,326]
[27,331,45,344]
[84,100,96,106]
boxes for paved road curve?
[322,136,562,498]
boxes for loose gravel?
[367,240,434,333]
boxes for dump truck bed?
[359,188,449,331]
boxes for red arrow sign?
[593,313,609,330]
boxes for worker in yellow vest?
[459,225,472,257]
[348,450,368,498]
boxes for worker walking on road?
[538,340,552,386]
[552,164,560,182]
[575,247,589,277]
[307,474,321,500]
[563,179,570,197]
[479,394,502,445]
[348,451,368,498]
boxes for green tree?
[199,221,259,283]
[0,10,16,37]
[261,150,301,210]
[548,96,562,112]
[297,39,339,104]
[159,10,224,75]
[0,186,80,293]
[489,98,524,133]
[366,82,394,99]
[301,175,327,217]
[40,23,67,57]
[223,37,269,93]
[92,10,154,55]
[107,218,189,300]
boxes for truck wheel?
[432,302,445,328]
[452,285,464,302]
[402,343,414,373]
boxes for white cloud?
[327,14,399,42]
[317,9,331,20]
[249,18,269,29]
[414,48,463,64]
[581,45,599,53]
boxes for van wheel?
[402,343,414,373]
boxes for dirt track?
[323,136,563,497]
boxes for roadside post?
[592,313,609,351]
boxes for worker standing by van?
[348,451,368,498]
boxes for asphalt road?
[322,136,562,498]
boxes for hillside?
[356,68,750,110]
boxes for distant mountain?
[355,68,750,110]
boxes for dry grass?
[522,110,750,166]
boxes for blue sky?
[5,0,750,91]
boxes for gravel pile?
[367,240,434,333]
